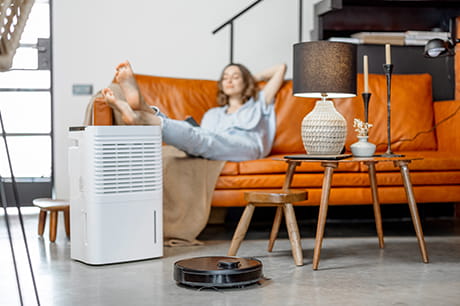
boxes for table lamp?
[293,41,357,155]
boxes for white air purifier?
[68,126,163,265]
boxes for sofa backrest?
[273,73,437,154]
[94,72,437,154]
[135,74,218,122]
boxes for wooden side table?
[283,156,429,270]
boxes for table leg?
[312,162,337,270]
[394,160,429,263]
[283,161,301,190]
[364,161,385,248]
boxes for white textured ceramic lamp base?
[351,136,376,157]
[301,100,347,155]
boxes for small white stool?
[32,198,70,242]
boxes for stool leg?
[228,203,255,256]
[268,206,283,252]
[283,203,303,266]
[49,211,58,242]
[64,207,70,238]
[38,210,47,236]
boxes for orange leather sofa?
[92,73,460,208]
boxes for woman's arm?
[253,63,287,105]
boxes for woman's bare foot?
[102,88,161,126]
[115,61,152,113]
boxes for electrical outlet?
[72,84,93,96]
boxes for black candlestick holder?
[381,63,404,157]
[361,92,371,131]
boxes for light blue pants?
[157,110,261,161]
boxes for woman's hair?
[217,63,258,106]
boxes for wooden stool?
[227,190,307,266]
[32,198,70,242]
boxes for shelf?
[311,0,460,101]
[312,0,460,40]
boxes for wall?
[52,0,321,199]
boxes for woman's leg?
[162,119,261,161]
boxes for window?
[0,0,52,203]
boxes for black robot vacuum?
[174,256,264,288]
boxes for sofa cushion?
[220,161,239,175]
[219,154,361,176]
[238,154,361,174]
[336,73,437,152]
[216,172,373,189]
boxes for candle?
[385,44,391,65]
[363,55,369,93]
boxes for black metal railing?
[213,0,304,64]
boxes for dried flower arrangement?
[353,118,373,137]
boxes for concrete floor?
[1,207,460,306]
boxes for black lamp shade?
[293,41,357,98]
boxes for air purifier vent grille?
[93,136,162,194]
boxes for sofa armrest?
[93,97,113,126]
[434,99,460,152]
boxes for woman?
[102,61,286,161]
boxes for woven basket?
[0,0,35,71]
[301,100,347,155]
